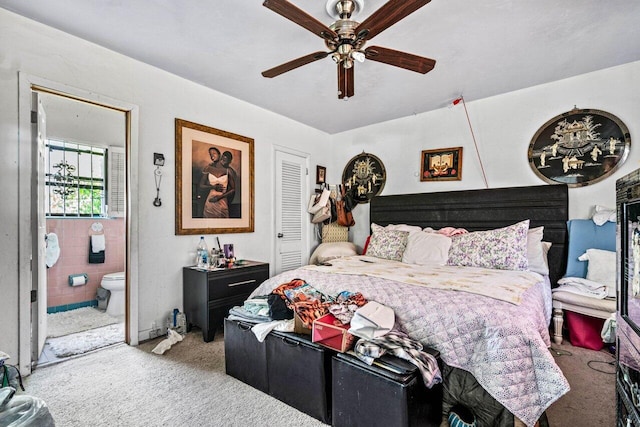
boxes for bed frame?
[369,184,569,286]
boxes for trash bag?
[0,387,55,427]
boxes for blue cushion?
[564,219,616,279]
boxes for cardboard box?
[312,313,355,352]
[294,312,312,335]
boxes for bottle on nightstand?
[196,236,208,268]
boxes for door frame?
[17,72,140,375]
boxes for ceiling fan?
[261,0,437,99]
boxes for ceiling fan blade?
[337,65,354,99]
[262,51,329,78]
[364,46,436,74]
[263,0,338,41]
[355,0,431,41]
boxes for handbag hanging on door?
[311,201,331,224]
[336,185,355,227]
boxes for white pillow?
[527,226,549,276]
[385,224,423,234]
[578,248,616,297]
[309,242,358,264]
[402,231,452,265]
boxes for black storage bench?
[332,351,443,427]
[266,330,332,424]
[224,318,269,393]
[224,318,332,424]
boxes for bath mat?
[47,323,125,358]
[47,307,120,338]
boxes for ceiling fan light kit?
[262,0,436,99]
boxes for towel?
[553,277,608,299]
[91,234,106,252]
[45,233,60,268]
[592,205,616,226]
[88,238,105,264]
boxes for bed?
[250,184,570,427]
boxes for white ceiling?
[3,0,640,134]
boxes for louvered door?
[275,150,308,274]
[107,146,125,217]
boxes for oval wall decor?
[342,152,386,204]
[528,108,630,187]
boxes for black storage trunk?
[267,330,332,424]
[223,318,269,393]
[332,352,443,427]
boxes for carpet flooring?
[25,332,325,427]
[22,331,616,427]
[545,341,616,426]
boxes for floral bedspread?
[304,256,542,304]
[250,260,569,427]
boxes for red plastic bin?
[565,311,605,351]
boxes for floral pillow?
[366,223,409,261]
[447,220,530,270]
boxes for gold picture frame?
[420,147,463,181]
[175,119,254,235]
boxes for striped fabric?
[353,330,442,388]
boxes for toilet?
[101,272,125,317]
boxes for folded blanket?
[553,277,608,299]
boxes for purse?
[308,189,331,214]
[311,201,331,223]
[322,222,348,243]
[336,185,355,227]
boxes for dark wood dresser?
[183,261,269,342]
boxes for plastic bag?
[601,313,617,344]
[0,388,55,427]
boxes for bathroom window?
[45,139,106,217]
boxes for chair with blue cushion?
[551,219,617,345]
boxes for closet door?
[275,149,308,274]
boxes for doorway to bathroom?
[34,91,128,366]
[17,73,140,374]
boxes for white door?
[275,150,308,274]
[32,91,47,361]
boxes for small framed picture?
[316,165,326,184]
[420,147,463,182]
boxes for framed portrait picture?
[316,165,326,184]
[528,108,631,187]
[420,147,463,181]
[175,119,254,235]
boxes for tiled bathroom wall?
[46,218,125,311]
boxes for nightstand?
[183,261,269,342]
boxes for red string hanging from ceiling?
[452,96,488,188]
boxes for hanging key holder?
[153,167,162,207]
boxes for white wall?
[331,61,640,248]
[0,8,330,362]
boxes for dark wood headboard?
[369,184,569,286]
